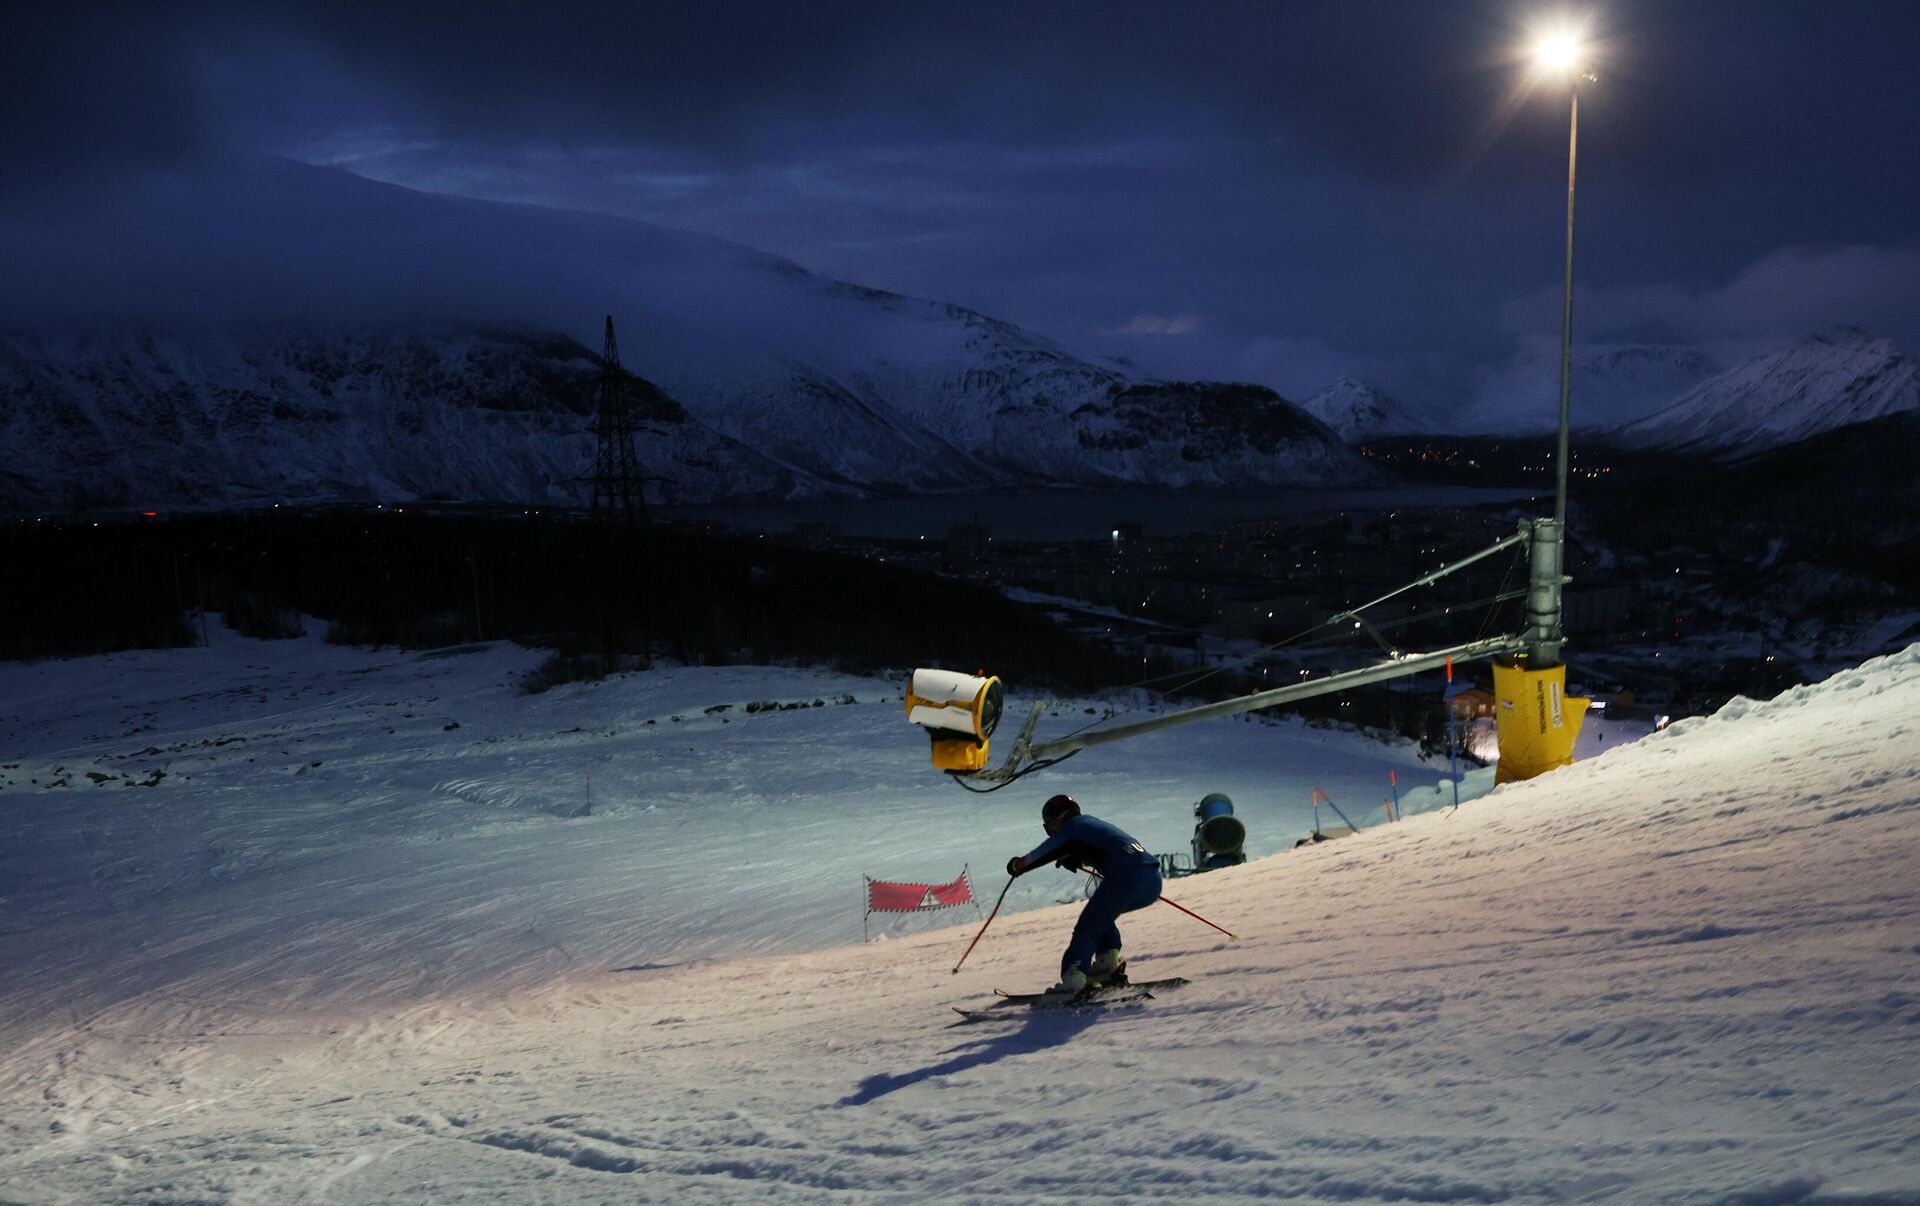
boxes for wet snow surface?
[1,630,1916,1203]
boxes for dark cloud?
[1,3,211,176]
[4,0,1917,411]
[15,2,1918,190]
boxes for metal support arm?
[969,632,1528,782]
[1329,527,1528,626]
[951,518,1563,784]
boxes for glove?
[1006,856,1027,877]
[1059,857,1082,874]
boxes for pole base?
[1492,656,1590,783]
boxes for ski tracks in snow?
[1,644,1917,1200]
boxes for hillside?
[1459,344,1721,435]
[0,160,1362,511]
[1611,329,1918,457]
[0,326,801,512]
[1591,409,1920,548]
[1300,375,1441,439]
[0,627,1914,1200]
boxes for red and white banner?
[866,869,975,914]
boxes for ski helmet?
[1041,794,1081,830]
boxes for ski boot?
[1042,967,1090,999]
[1088,949,1128,988]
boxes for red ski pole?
[1078,868,1239,940]
[1155,894,1238,939]
[951,876,1015,974]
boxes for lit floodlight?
[1534,31,1583,73]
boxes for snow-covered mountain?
[1461,344,1722,434]
[1298,375,1440,439]
[1575,344,1724,425]
[0,160,1363,511]
[1609,329,1919,456]
[0,326,802,512]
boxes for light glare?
[1535,32,1582,72]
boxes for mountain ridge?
[1459,344,1722,435]
[1607,329,1918,457]
[0,160,1366,512]
[1300,375,1441,440]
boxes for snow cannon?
[1491,654,1591,783]
[1191,792,1247,870]
[904,669,1004,773]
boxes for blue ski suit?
[1018,815,1162,980]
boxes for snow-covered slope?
[1,626,1915,1200]
[1299,375,1440,439]
[1611,329,1920,456]
[0,160,1362,510]
[1462,344,1721,434]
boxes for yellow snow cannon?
[1492,654,1591,783]
[904,669,1004,772]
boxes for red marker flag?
[866,870,975,914]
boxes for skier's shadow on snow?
[838,1010,1099,1106]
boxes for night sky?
[5,0,1918,407]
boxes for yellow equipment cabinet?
[1491,655,1591,783]
[903,669,1005,772]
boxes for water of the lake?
[662,485,1546,542]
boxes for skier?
[1006,794,1162,995]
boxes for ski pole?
[1078,868,1238,940]
[951,876,1014,974]
[1446,656,1462,812]
[1154,893,1238,940]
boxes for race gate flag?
[868,869,974,913]
[863,867,978,940]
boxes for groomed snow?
[1,632,1915,1202]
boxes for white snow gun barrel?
[904,669,1005,773]
[1193,793,1246,870]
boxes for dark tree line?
[0,512,1133,697]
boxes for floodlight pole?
[1554,82,1578,534]
[1524,516,1565,667]
[1535,74,1581,671]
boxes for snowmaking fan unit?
[1192,793,1247,871]
[904,669,1004,773]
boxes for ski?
[952,986,1157,1022]
[952,977,1189,1022]
[992,976,1189,1004]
